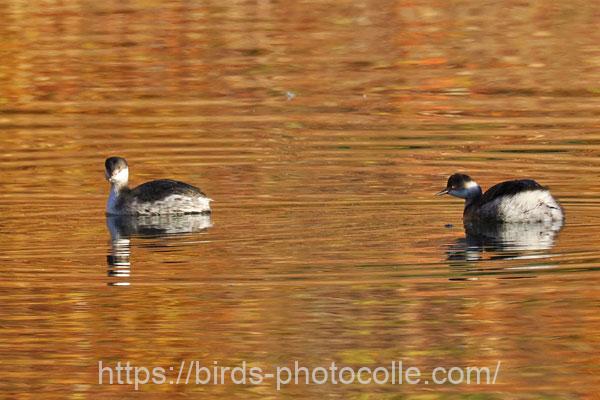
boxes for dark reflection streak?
[106,214,212,286]
[446,220,563,277]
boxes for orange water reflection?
[0,0,599,398]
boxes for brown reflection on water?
[0,0,599,398]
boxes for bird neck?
[464,185,482,208]
[110,180,129,195]
[107,184,130,215]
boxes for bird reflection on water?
[446,220,563,275]
[106,214,212,285]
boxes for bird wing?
[129,179,207,202]
[479,179,545,206]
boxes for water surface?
[0,0,599,398]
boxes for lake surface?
[0,0,599,398]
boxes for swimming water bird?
[437,173,563,223]
[104,157,211,215]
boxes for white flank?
[479,190,563,222]
[130,194,211,215]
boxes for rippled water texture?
[0,0,599,398]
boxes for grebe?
[437,173,563,223]
[104,157,211,215]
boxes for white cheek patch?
[449,188,470,199]
[449,182,480,199]
[112,168,129,185]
